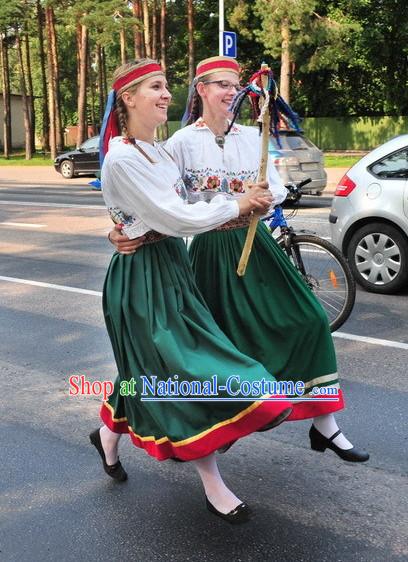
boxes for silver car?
[330,134,408,293]
[269,130,327,198]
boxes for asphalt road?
[0,181,407,562]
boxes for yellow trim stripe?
[302,383,340,398]
[303,373,339,390]
[103,401,127,422]
[104,394,274,448]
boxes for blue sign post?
[222,31,237,58]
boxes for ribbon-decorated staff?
[225,62,301,276]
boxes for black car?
[54,136,100,178]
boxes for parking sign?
[222,31,237,58]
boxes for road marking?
[1,275,408,351]
[289,218,328,224]
[0,200,104,210]
[1,222,47,228]
[333,331,408,350]
[296,207,330,214]
[0,276,102,297]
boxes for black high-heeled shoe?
[206,497,252,524]
[309,425,369,463]
[89,428,128,481]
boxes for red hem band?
[100,397,291,461]
[286,389,345,421]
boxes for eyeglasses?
[202,80,241,92]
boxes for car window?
[370,148,408,179]
[285,135,313,150]
[270,134,314,151]
[80,137,99,151]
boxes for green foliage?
[0,0,407,154]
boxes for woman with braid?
[109,56,369,463]
[90,58,294,525]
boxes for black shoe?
[89,429,128,481]
[206,497,252,524]
[309,425,369,463]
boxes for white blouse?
[165,118,288,205]
[101,136,239,239]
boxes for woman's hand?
[237,187,274,216]
[108,224,145,254]
[247,180,269,191]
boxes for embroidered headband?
[181,56,240,126]
[195,56,240,80]
[113,63,163,94]
[99,62,164,166]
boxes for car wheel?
[60,160,75,179]
[347,222,408,294]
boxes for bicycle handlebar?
[284,177,312,195]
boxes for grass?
[323,154,362,167]
[0,151,363,168]
[0,152,54,166]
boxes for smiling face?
[196,71,240,118]
[121,75,172,129]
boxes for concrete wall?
[0,94,26,149]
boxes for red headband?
[195,57,240,80]
[113,63,163,92]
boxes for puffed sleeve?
[267,156,288,205]
[104,156,239,238]
[246,125,287,205]
[163,134,185,173]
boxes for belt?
[143,231,168,244]
[215,215,252,232]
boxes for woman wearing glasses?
[109,56,368,463]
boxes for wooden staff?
[237,64,270,276]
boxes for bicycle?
[264,179,356,332]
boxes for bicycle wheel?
[278,234,356,332]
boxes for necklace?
[214,134,225,149]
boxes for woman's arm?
[105,158,238,237]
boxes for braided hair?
[184,73,223,126]
[113,58,158,142]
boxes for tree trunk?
[158,0,168,139]
[142,0,151,58]
[280,18,291,103]
[101,46,107,102]
[16,33,32,160]
[77,23,88,147]
[0,34,12,158]
[36,0,49,151]
[120,27,126,64]
[96,44,105,124]
[46,7,63,150]
[151,0,157,59]
[132,0,144,59]
[160,0,166,72]
[187,0,194,83]
[24,33,36,154]
[76,23,82,91]
[45,7,57,159]
[88,50,96,133]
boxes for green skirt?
[189,223,345,421]
[101,237,291,461]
